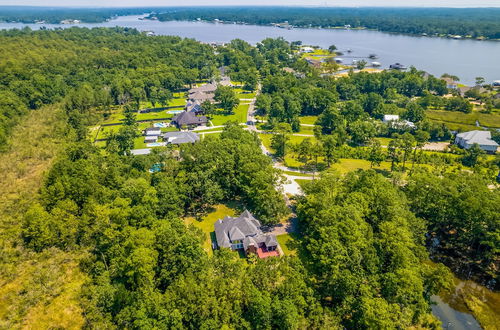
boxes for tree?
[475,76,485,86]
[348,120,376,145]
[328,44,337,53]
[321,135,338,167]
[271,123,292,159]
[461,144,485,167]
[201,100,216,116]
[404,101,425,123]
[388,139,401,171]
[400,132,416,172]
[367,139,385,168]
[411,130,430,171]
[214,85,239,113]
[356,60,367,70]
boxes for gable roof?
[163,131,200,144]
[172,111,208,126]
[456,130,499,147]
[214,210,262,248]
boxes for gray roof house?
[144,127,162,136]
[455,130,499,153]
[171,111,208,128]
[163,131,200,145]
[214,210,280,258]
[189,91,214,103]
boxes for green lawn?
[375,137,393,146]
[95,125,122,140]
[426,109,500,129]
[298,125,315,135]
[299,116,319,125]
[184,204,239,255]
[136,110,175,122]
[277,234,298,256]
[282,170,315,177]
[210,104,249,126]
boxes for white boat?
[371,62,381,67]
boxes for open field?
[426,109,500,129]
[276,234,298,256]
[299,116,319,125]
[211,104,249,126]
[184,204,240,255]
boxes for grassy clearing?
[184,204,240,255]
[135,111,175,122]
[276,234,298,256]
[282,170,315,177]
[298,125,315,135]
[210,104,249,126]
[375,137,393,146]
[426,109,500,129]
[0,105,86,328]
[299,116,319,125]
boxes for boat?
[352,59,358,65]
[369,54,378,59]
[334,58,344,64]
[347,49,353,53]
[371,62,381,67]
[389,63,407,70]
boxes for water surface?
[1,15,500,85]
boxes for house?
[186,101,204,115]
[144,127,162,136]
[214,210,280,259]
[383,114,400,123]
[188,83,217,95]
[163,131,200,145]
[305,58,322,68]
[131,148,152,156]
[455,130,498,153]
[171,110,208,128]
[442,77,458,89]
[492,80,500,87]
[300,46,314,53]
[189,91,214,103]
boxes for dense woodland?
[153,7,500,39]
[0,27,498,328]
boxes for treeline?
[0,27,217,148]
[153,7,500,39]
[0,6,157,23]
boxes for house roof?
[131,148,152,155]
[144,127,162,136]
[383,114,400,122]
[163,131,200,144]
[214,210,263,249]
[442,77,457,85]
[172,111,208,126]
[456,130,499,147]
[189,91,214,102]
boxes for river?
[1,15,500,85]
[1,14,499,328]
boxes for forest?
[153,7,500,39]
[0,27,498,329]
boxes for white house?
[455,130,498,153]
[383,115,400,123]
[300,46,315,53]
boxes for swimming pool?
[167,110,184,114]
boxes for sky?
[1,0,499,7]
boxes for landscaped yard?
[135,110,174,122]
[210,104,249,126]
[276,234,298,256]
[184,204,240,255]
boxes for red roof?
[256,247,280,259]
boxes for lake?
[1,15,500,85]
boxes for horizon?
[1,0,500,8]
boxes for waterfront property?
[455,130,499,153]
[214,210,280,259]
[442,77,458,89]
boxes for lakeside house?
[305,58,322,68]
[214,210,280,259]
[171,110,208,128]
[442,77,458,89]
[455,130,499,153]
[300,46,315,53]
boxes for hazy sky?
[1,0,499,7]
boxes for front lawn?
[426,109,500,129]
[276,234,298,256]
[210,104,249,126]
[184,204,240,255]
